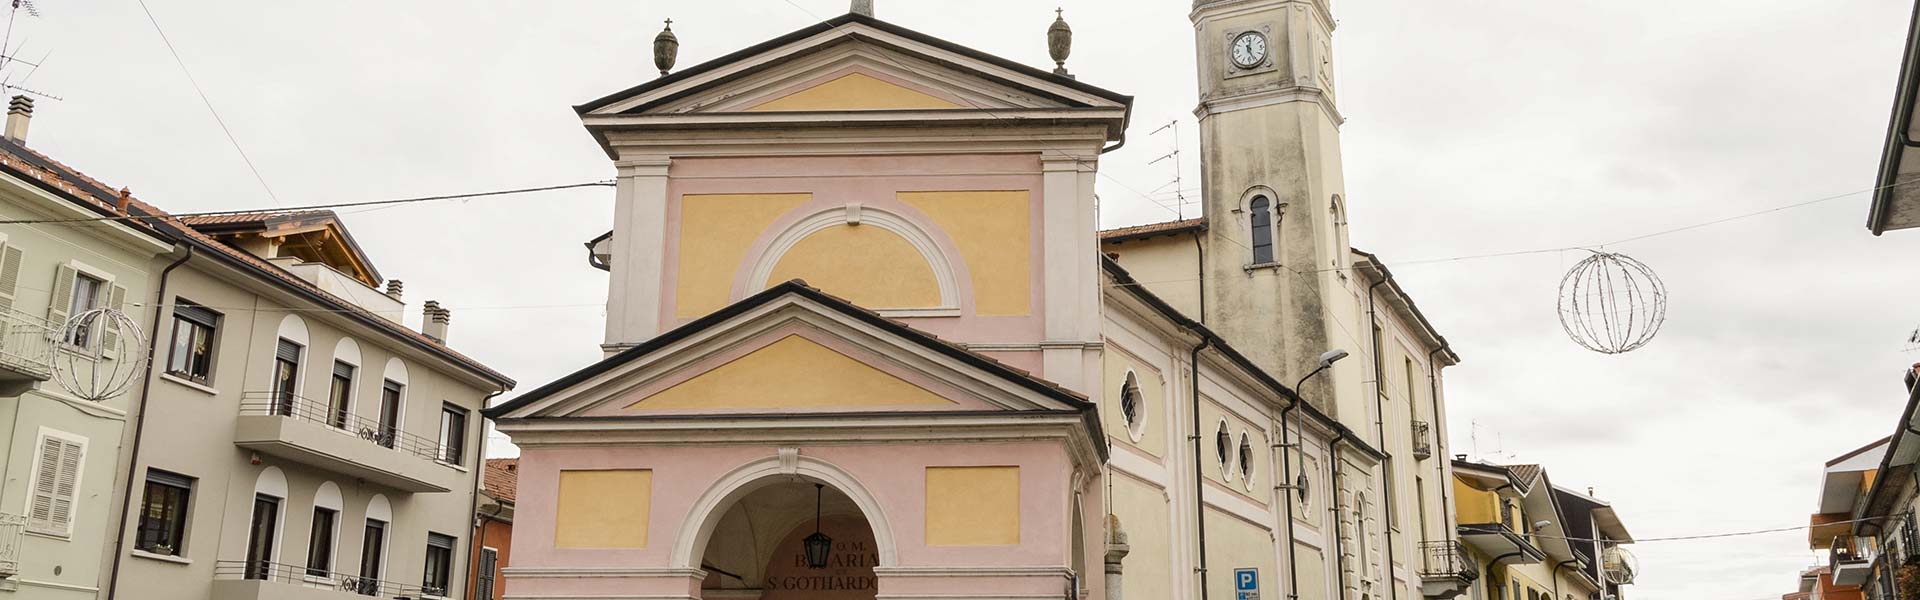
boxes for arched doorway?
[697,480,879,599]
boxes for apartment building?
[1451,461,1637,600]
[0,102,513,600]
[1800,367,1920,600]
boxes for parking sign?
[1235,568,1258,600]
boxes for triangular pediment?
[488,282,1091,421]
[576,14,1130,118]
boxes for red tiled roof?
[0,139,513,387]
[1099,218,1206,243]
[177,209,337,227]
[483,458,518,503]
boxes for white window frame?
[23,426,88,538]
[1119,370,1145,443]
[56,259,117,353]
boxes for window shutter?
[101,283,127,358]
[28,435,82,535]
[0,244,22,314]
[46,264,75,329]
[276,339,302,364]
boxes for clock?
[1230,31,1268,69]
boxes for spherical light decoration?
[1557,251,1667,355]
[50,307,147,403]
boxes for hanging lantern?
[1556,251,1667,355]
[803,483,833,569]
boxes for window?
[423,532,455,596]
[439,404,468,465]
[1215,420,1233,479]
[306,506,337,577]
[1119,372,1142,433]
[377,381,403,449]
[1237,432,1255,483]
[356,519,387,596]
[27,431,84,536]
[136,469,193,556]
[1501,499,1515,530]
[328,362,355,429]
[1250,195,1274,264]
[166,303,219,384]
[476,547,498,600]
[272,339,302,416]
[63,272,104,346]
[245,494,280,580]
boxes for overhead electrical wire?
[135,0,281,205]
[0,180,616,225]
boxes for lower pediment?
[612,332,957,413]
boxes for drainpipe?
[1276,400,1302,600]
[1330,431,1353,600]
[103,244,192,600]
[1551,558,1580,600]
[1483,551,1527,596]
[1365,278,1397,600]
[1427,346,1453,538]
[466,387,509,600]
[1192,230,1206,323]
[1190,338,1212,599]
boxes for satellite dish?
[1602,545,1638,585]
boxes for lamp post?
[1294,349,1350,392]
[803,484,833,569]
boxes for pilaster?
[605,157,671,351]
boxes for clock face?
[1231,32,1268,69]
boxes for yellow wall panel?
[749,73,963,112]
[898,191,1031,316]
[1101,349,1165,457]
[556,470,653,548]
[769,224,942,309]
[1453,479,1500,525]
[677,194,811,318]
[925,466,1020,546]
[629,335,953,411]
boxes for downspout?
[1365,277,1397,600]
[104,244,192,600]
[467,387,509,600]
[1330,431,1352,600]
[1190,338,1213,599]
[1277,400,1302,600]
[1192,230,1206,323]
[1483,551,1527,596]
[1551,559,1580,600]
[1428,346,1453,537]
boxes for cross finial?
[663,17,672,29]
[851,0,874,17]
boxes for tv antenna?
[0,0,57,101]
[1148,120,1189,219]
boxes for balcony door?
[272,339,301,416]
[357,519,386,595]
[377,381,403,449]
[244,494,280,580]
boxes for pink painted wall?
[660,154,1048,355]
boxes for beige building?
[0,110,514,599]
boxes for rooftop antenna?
[0,0,56,101]
[1148,120,1187,219]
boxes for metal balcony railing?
[1418,540,1475,580]
[0,512,23,578]
[1411,421,1433,460]
[213,560,434,597]
[238,391,456,466]
[0,310,57,380]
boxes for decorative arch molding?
[739,204,963,317]
[276,314,310,348]
[254,466,289,498]
[669,451,898,570]
[1239,185,1286,215]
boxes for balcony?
[0,310,56,383]
[233,392,462,493]
[1458,523,1545,565]
[0,512,22,579]
[1412,421,1433,460]
[211,560,440,600]
[1828,535,1872,586]
[1417,540,1477,599]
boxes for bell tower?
[1191,0,1353,412]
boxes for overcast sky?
[12,1,1920,597]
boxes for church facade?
[489,3,1467,600]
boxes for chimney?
[5,95,32,143]
[384,279,404,301]
[422,300,450,343]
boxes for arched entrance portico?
[674,454,897,600]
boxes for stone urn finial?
[1048,8,1073,78]
[653,18,679,77]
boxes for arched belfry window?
[1249,196,1274,264]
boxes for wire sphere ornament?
[1556,251,1667,355]
[1601,545,1638,585]
[50,307,147,403]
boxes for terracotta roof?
[177,209,336,227]
[483,458,518,503]
[0,138,513,387]
[1099,218,1207,243]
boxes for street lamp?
[1293,349,1350,391]
[803,484,833,569]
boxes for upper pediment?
[487,281,1094,421]
[575,13,1130,125]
